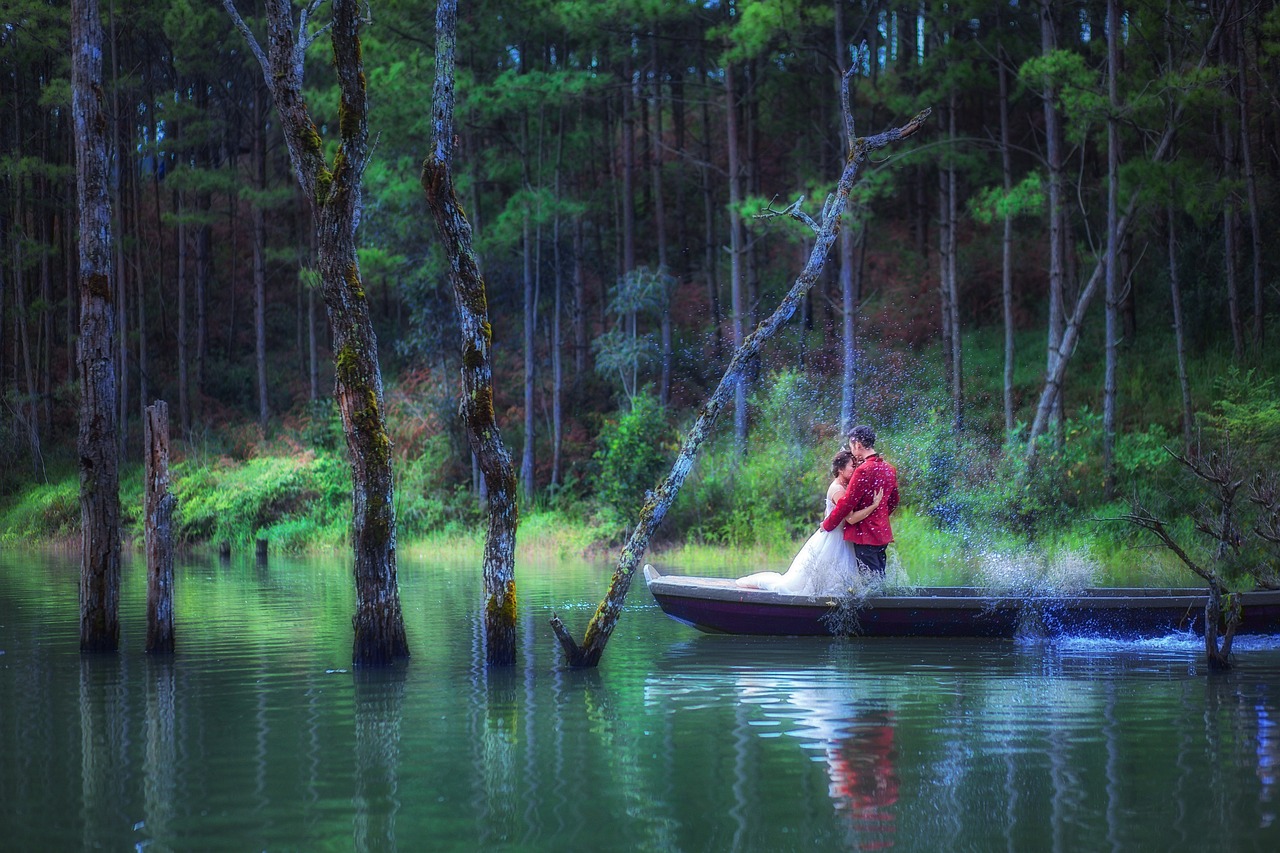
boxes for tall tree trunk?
[73,0,122,653]
[999,47,1016,434]
[224,0,408,666]
[726,63,747,454]
[253,86,270,435]
[650,31,672,407]
[1222,110,1243,360]
[1040,0,1066,446]
[521,214,536,501]
[839,224,865,434]
[1102,0,1121,498]
[699,90,722,360]
[422,0,519,666]
[175,192,190,437]
[1167,204,1194,454]
[572,217,587,381]
[937,134,954,408]
[1026,6,1229,456]
[1236,13,1263,346]
[946,92,962,431]
[109,0,128,463]
[549,94,930,668]
[195,196,209,411]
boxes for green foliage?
[1200,367,1280,467]
[969,173,1045,225]
[668,370,829,548]
[173,452,352,550]
[0,478,80,542]
[593,390,674,521]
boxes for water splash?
[973,545,1099,595]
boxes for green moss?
[314,167,333,208]
[462,345,484,371]
[346,264,365,301]
[335,343,360,386]
[486,578,517,626]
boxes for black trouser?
[854,544,887,576]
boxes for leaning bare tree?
[420,0,520,667]
[72,0,121,653]
[550,72,929,668]
[1117,439,1280,671]
[222,0,407,665]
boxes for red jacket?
[822,454,899,545]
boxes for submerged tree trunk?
[223,0,408,666]
[73,0,122,653]
[421,0,519,667]
[145,401,175,655]
[550,92,930,668]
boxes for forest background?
[2,0,1279,588]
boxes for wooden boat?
[642,565,1280,639]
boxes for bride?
[737,450,883,596]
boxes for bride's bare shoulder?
[826,479,845,501]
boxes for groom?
[821,425,899,576]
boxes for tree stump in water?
[145,401,175,654]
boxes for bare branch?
[220,0,269,77]
[754,194,820,233]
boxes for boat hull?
[642,566,1280,639]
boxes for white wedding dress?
[737,497,864,596]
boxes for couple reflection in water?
[738,425,900,596]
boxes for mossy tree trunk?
[72,0,121,653]
[549,78,930,668]
[145,401,175,655]
[223,0,407,666]
[421,0,519,667]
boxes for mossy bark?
[72,0,121,653]
[224,0,407,665]
[550,91,931,668]
[422,0,519,667]
[145,402,175,655]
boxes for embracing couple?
[738,425,900,596]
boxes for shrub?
[593,389,674,519]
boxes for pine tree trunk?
[253,87,270,436]
[999,49,1016,435]
[73,0,122,653]
[1222,114,1243,360]
[520,214,536,501]
[838,223,860,433]
[1167,205,1194,454]
[1102,0,1121,498]
[1236,14,1264,346]
[726,64,747,454]
[422,0,519,666]
[1040,1,1066,443]
[176,193,190,437]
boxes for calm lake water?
[2,548,1278,851]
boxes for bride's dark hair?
[830,449,855,477]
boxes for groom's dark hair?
[848,425,876,448]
